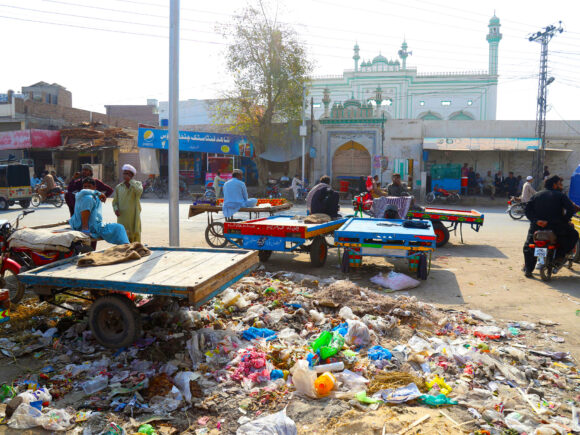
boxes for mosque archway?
[332,141,371,181]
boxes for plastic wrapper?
[290,360,318,398]
[8,404,43,429]
[338,306,356,320]
[335,369,368,392]
[468,309,494,322]
[236,409,297,435]
[277,328,302,343]
[265,308,286,325]
[374,383,422,404]
[173,371,200,403]
[41,408,74,431]
[309,310,325,324]
[370,271,420,291]
[344,319,371,347]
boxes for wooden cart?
[18,247,258,348]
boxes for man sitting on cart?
[310,180,341,219]
[222,169,257,219]
[70,178,130,245]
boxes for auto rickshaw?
[0,164,33,210]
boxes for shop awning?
[423,137,541,151]
[0,129,61,150]
[259,143,304,162]
[137,127,254,157]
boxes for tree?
[212,4,312,184]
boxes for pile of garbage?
[0,271,579,434]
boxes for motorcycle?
[266,179,281,199]
[507,196,526,220]
[31,187,64,208]
[0,210,92,304]
[425,187,460,205]
[529,229,578,281]
[296,185,309,202]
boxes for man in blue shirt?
[222,169,257,219]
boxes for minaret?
[322,88,331,118]
[398,40,412,70]
[353,42,360,72]
[486,14,502,75]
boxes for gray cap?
[82,164,93,172]
[232,169,243,177]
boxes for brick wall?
[105,105,158,126]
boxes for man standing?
[213,170,225,198]
[494,171,505,196]
[290,174,303,201]
[520,176,536,203]
[70,178,129,245]
[66,164,113,217]
[505,172,518,197]
[113,164,143,243]
[222,169,257,219]
[38,171,56,202]
[543,166,550,180]
[522,175,579,277]
[306,175,331,213]
[483,170,496,199]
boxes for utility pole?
[309,96,314,184]
[168,0,180,246]
[299,85,307,183]
[529,22,563,187]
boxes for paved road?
[3,199,579,356]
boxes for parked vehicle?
[425,186,460,205]
[266,179,281,199]
[296,185,309,203]
[31,187,64,208]
[0,210,92,304]
[507,196,526,220]
[529,230,578,281]
[0,164,33,210]
[142,176,168,199]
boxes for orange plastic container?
[314,372,336,396]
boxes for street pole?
[300,84,306,183]
[380,111,385,185]
[168,0,180,246]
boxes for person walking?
[520,176,536,203]
[112,164,143,243]
[290,174,303,201]
[213,170,225,198]
[66,164,113,217]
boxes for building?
[158,99,216,125]
[105,100,159,126]
[309,15,502,121]
[21,82,72,108]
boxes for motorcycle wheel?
[31,194,41,207]
[539,265,552,282]
[425,192,436,204]
[0,269,25,305]
[53,194,64,208]
[155,187,167,199]
[19,200,30,209]
[448,193,460,204]
[509,205,525,220]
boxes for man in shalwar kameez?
[112,164,143,243]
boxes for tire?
[258,250,273,262]
[88,294,141,349]
[425,192,436,204]
[0,198,8,210]
[310,236,328,267]
[432,221,450,248]
[539,265,552,282]
[448,193,460,205]
[19,200,30,209]
[417,253,428,280]
[0,270,25,305]
[204,222,227,248]
[31,194,41,207]
[508,205,525,220]
[53,195,64,208]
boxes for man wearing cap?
[66,164,114,217]
[112,164,143,243]
[222,169,257,219]
[520,176,536,203]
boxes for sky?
[1,0,579,121]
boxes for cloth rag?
[304,213,331,224]
[77,242,151,267]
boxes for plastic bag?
[468,309,494,322]
[335,369,368,392]
[221,288,250,309]
[309,310,325,324]
[41,408,74,431]
[8,404,43,429]
[265,309,286,325]
[290,360,317,398]
[376,383,422,404]
[173,371,200,403]
[371,271,420,291]
[277,328,302,343]
[344,320,371,347]
[338,306,356,320]
[148,395,182,413]
[236,408,297,435]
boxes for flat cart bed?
[335,218,436,278]
[17,247,258,348]
[224,215,347,266]
[188,202,293,219]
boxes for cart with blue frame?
[18,247,258,348]
[223,215,347,267]
[334,217,436,279]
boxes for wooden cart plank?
[173,251,252,286]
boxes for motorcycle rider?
[523,175,579,277]
[520,175,536,203]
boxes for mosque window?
[441,101,451,106]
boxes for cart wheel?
[425,192,436,204]
[258,250,273,262]
[204,222,228,248]
[417,253,429,280]
[19,200,30,209]
[0,197,8,210]
[0,270,25,305]
[310,236,328,267]
[31,194,40,208]
[89,294,141,349]
[432,221,449,248]
[53,194,64,208]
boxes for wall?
[105,105,159,126]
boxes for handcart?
[18,247,258,348]
[335,217,436,279]
[188,201,293,248]
[224,215,347,266]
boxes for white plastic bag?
[309,310,325,324]
[344,319,371,347]
[371,272,420,291]
[173,371,201,403]
[8,404,43,429]
[41,408,74,431]
[338,306,356,320]
[237,408,297,435]
[289,360,317,398]
[265,309,286,325]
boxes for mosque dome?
[372,53,388,64]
